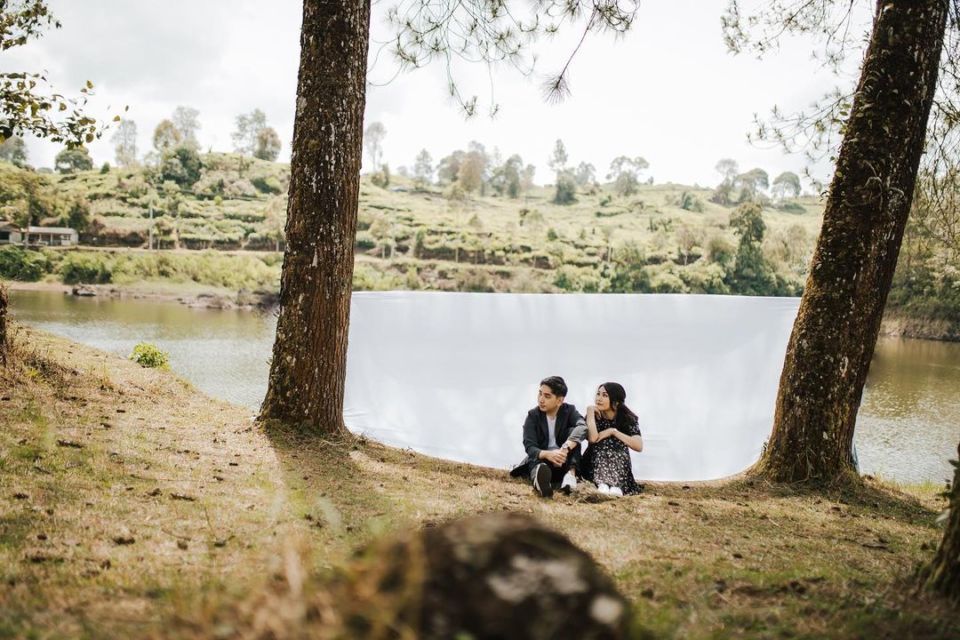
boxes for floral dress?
[582,414,643,495]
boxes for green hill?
[0,155,823,297]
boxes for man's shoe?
[560,472,577,494]
[533,463,553,498]
[608,486,623,497]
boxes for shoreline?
[5,279,279,311]
[6,279,959,342]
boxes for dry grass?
[1,327,957,639]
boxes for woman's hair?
[599,382,639,433]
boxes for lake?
[8,288,959,485]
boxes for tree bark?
[753,1,948,483]
[259,0,371,433]
[0,281,8,366]
[923,441,960,602]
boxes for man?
[510,376,587,498]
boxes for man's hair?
[540,376,568,398]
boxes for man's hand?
[544,449,567,467]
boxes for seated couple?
[510,376,644,498]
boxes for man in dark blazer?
[509,375,587,498]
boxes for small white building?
[25,226,78,247]
[0,222,23,245]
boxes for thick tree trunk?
[753,1,948,483]
[923,441,960,601]
[260,0,371,433]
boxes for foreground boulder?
[340,511,630,639]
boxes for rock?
[339,512,630,639]
[71,285,96,297]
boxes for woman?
[582,382,644,496]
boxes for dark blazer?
[509,403,587,477]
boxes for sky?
[1,0,869,188]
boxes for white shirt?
[546,415,559,450]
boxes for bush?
[251,176,283,194]
[678,191,705,213]
[0,246,50,281]
[59,252,113,284]
[129,342,169,368]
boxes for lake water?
[8,288,959,485]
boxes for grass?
[0,325,957,638]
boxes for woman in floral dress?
[582,382,644,496]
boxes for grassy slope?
[2,157,823,295]
[2,326,958,639]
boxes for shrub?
[678,191,705,213]
[59,252,113,284]
[0,246,50,281]
[251,176,283,194]
[129,342,169,368]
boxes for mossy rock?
[339,511,630,639]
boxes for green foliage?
[608,156,649,197]
[0,246,50,281]
[254,127,281,161]
[160,145,202,187]
[60,251,112,284]
[552,171,577,205]
[251,176,282,195]
[64,198,90,233]
[55,147,93,174]
[99,162,110,174]
[371,163,391,189]
[608,240,650,293]
[0,137,27,166]
[129,342,169,369]
[677,191,704,212]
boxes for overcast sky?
[2,0,868,187]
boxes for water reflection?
[8,288,959,484]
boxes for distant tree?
[736,168,769,203]
[64,197,90,232]
[160,145,202,187]
[607,155,649,197]
[111,119,138,167]
[711,158,740,205]
[0,136,27,166]
[153,119,181,152]
[0,1,103,145]
[54,146,93,174]
[255,127,282,161]
[458,147,487,194]
[364,121,386,172]
[574,161,596,188]
[232,109,268,156]
[171,106,200,148]
[715,158,739,184]
[99,161,109,174]
[548,139,568,174]
[520,163,536,199]
[553,170,577,205]
[771,171,801,201]
[728,202,777,295]
[413,149,433,189]
[490,154,523,197]
[437,150,465,184]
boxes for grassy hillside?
[0,155,822,296]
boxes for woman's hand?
[597,428,617,441]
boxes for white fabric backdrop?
[343,292,801,481]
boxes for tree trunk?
[0,281,8,366]
[753,1,948,483]
[922,441,960,601]
[259,0,371,433]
